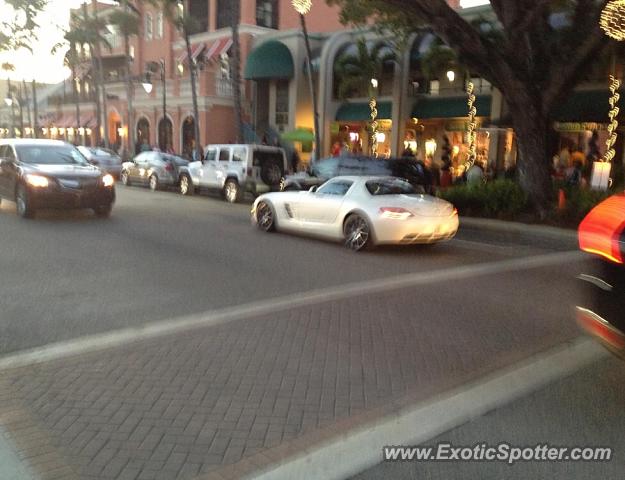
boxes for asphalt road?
[0,185,582,354]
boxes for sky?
[0,0,490,85]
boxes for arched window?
[145,13,153,40]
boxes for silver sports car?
[251,176,459,251]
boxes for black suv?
[0,139,116,218]
[282,156,429,192]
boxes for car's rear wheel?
[94,204,113,218]
[120,170,131,186]
[179,174,193,196]
[223,179,241,203]
[149,174,159,191]
[256,201,275,232]
[15,184,35,219]
[344,214,373,251]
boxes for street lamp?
[446,70,456,83]
[146,59,168,151]
[292,0,321,164]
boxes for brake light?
[379,207,413,220]
[578,194,625,264]
[164,163,173,172]
[577,307,625,350]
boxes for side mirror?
[309,185,318,193]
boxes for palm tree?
[229,1,244,143]
[68,6,112,147]
[109,3,140,155]
[52,31,84,144]
[334,39,396,100]
[150,0,202,159]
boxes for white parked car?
[251,176,459,251]
[179,144,287,202]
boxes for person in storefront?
[466,158,485,185]
[571,145,585,169]
[566,159,584,187]
[331,141,341,156]
[401,146,415,158]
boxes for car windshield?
[366,178,423,195]
[15,145,89,165]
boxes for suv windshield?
[366,178,423,195]
[16,145,89,165]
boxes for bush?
[559,187,610,224]
[440,180,528,219]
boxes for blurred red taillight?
[578,194,625,264]
[577,307,625,350]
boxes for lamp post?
[144,59,167,151]
[369,77,379,157]
[292,0,321,164]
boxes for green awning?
[554,89,621,123]
[412,95,492,119]
[244,41,294,80]
[336,102,392,121]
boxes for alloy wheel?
[121,171,129,185]
[149,175,158,191]
[180,176,190,195]
[225,181,239,203]
[256,202,274,232]
[344,215,370,251]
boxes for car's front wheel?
[255,201,275,232]
[179,174,194,196]
[149,174,159,191]
[344,214,373,251]
[15,184,35,219]
[223,179,241,203]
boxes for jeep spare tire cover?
[260,160,284,186]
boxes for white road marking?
[0,250,583,371]
[249,337,608,480]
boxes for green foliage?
[440,180,528,219]
[558,186,611,224]
[108,10,140,38]
[334,38,395,99]
[0,0,47,53]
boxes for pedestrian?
[566,159,583,187]
[291,150,300,173]
[466,159,485,185]
[401,146,415,158]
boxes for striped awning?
[175,42,206,65]
[204,37,233,62]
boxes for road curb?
[460,217,578,245]
[202,338,607,480]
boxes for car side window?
[204,148,217,162]
[317,180,353,196]
[218,148,231,162]
[232,147,246,162]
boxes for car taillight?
[578,194,625,264]
[577,307,625,351]
[164,163,173,172]
[379,207,413,220]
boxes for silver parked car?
[77,146,123,178]
[120,151,189,191]
[178,144,288,202]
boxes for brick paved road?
[0,257,583,480]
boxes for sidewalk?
[0,259,584,480]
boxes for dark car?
[282,155,429,192]
[120,151,189,191]
[0,139,116,218]
[577,193,625,357]
[77,146,123,178]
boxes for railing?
[216,79,233,97]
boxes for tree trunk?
[124,33,134,158]
[92,0,109,149]
[510,101,553,218]
[84,2,101,147]
[230,2,243,143]
[185,32,202,160]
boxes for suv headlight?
[25,174,49,188]
[102,174,114,187]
